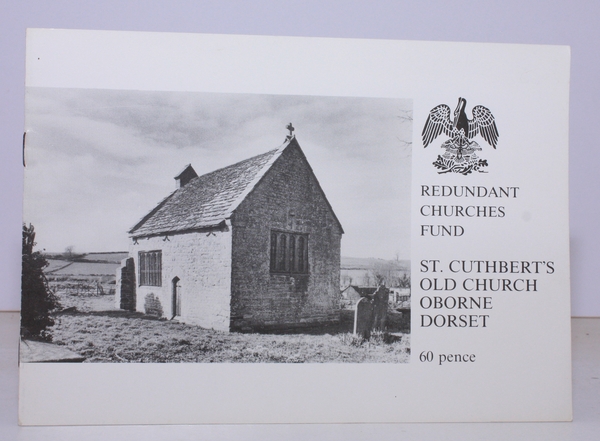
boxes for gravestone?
[354,297,374,339]
[353,285,390,338]
[372,286,389,331]
[119,257,136,311]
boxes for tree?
[397,273,411,289]
[64,245,75,259]
[21,224,60,341]
[369,260,397,287]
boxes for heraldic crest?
[422,97,499,175]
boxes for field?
[44,255,411,363]
[340,257,410,289]
[45,257,120,304]
[47,261,120,276]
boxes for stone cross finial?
[286,123,295,138]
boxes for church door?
[171,277,181,319]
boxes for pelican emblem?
[422,97,499,174]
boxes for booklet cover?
[19,29,571,425]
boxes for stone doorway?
[171,277,181,319]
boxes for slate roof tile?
[130,141,286,237]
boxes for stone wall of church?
[229,142,342,332]
[126,228,232,332]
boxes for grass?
[51,309,410,363]
[45,266,410,364]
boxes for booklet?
[19,29,571,425]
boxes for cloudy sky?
[24,88,412,259]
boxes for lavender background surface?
[1,1,597,316]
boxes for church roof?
[129,136,342,238]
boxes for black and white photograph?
[20,89,412,363]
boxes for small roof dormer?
[174,164,198,188]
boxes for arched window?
[298,236,305,273]
[289,235,296,272]
[278,235,287,271]
[270,230,308,274]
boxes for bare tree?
[64,245,75,259]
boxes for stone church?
[116,133,344,332]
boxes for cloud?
[24,88,412,258]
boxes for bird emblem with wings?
[422,97,499,175]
